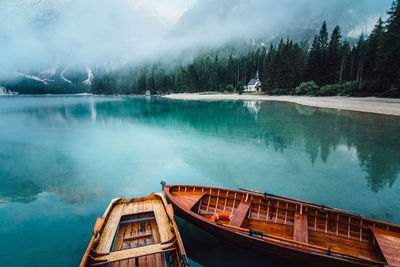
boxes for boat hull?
[163,185,393,267]
[169,196,369,266]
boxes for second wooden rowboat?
[80,193,189,267]
[163,184,400,266]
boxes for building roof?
[248,79,260,85]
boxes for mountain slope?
[170,0,392,44]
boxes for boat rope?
[126,198,135,205]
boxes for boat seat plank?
[172,191,208,211]
[152,199,174,243]
[369,227,400,266]
[293,211,308,243]
[96,203,124,253]
[92,242,175,266]
[122,199,154,216]
[229,199,251,228]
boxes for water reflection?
[0,96,399,205]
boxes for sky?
[0,0,393,79]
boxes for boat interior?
[167,185,400,266]
[86,194,184,267]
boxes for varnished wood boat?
[80,193,189,267]
[163,184,400,266]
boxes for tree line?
[92,1,400,97]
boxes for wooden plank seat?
[229,199,251,227]
[369,226,400,266]
[293,210,308,243]
[91,242,176,266]
[172,191,208,211]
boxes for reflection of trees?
[301,110,341,164]
[20,98,400,193]
[0,179,41,203]
[294,108,400,192]
[335,111,400,193]
[164,100,400,192]
[1,96,399,204]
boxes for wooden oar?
[217,223,386,265]
[165,204,189,267]
[80,217,105,267]
[239,188,362,217]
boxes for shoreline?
[163,93,400,116]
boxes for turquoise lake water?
[0,95,399,266]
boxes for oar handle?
[240,188,329,207]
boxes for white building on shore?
[245,71,262,92]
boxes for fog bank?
[0,0,392,79]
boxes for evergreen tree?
[175,67,185,93]
[210,55,220,90]
[339,41,351,83]
[305,21,330,85]
[318,21,330,84]
[355,34,368,87]
[305,35,321,83]
[225,55,235,87]
[364,18,384,91]
[293,43,305,87]
[376,0,400,94]
[261,44,275,92]
[186,64,198,92]
[327,26,343,83]
[146,71,155,94]
[259,47,267,75]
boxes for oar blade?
[166,204,174,220]
[94,217,105,235]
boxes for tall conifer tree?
[328,26,343,83]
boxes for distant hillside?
[170,0,390,45]
[1,66,93,94]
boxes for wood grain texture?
[171,191,207,211]
[96,203,124,253]
[92,243,175,266]
[152,199,174,243]
[370,227,400,266]
[293,212,308,243]
[229,199,251,227]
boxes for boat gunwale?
[165,184,400,230]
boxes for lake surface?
[0,95,399,266]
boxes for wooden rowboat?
[163,185,400,266]
[80,193,189,267]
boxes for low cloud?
[0,0,392,79]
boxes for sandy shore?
[163,93,400,116]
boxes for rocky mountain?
[2,66,93,94]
